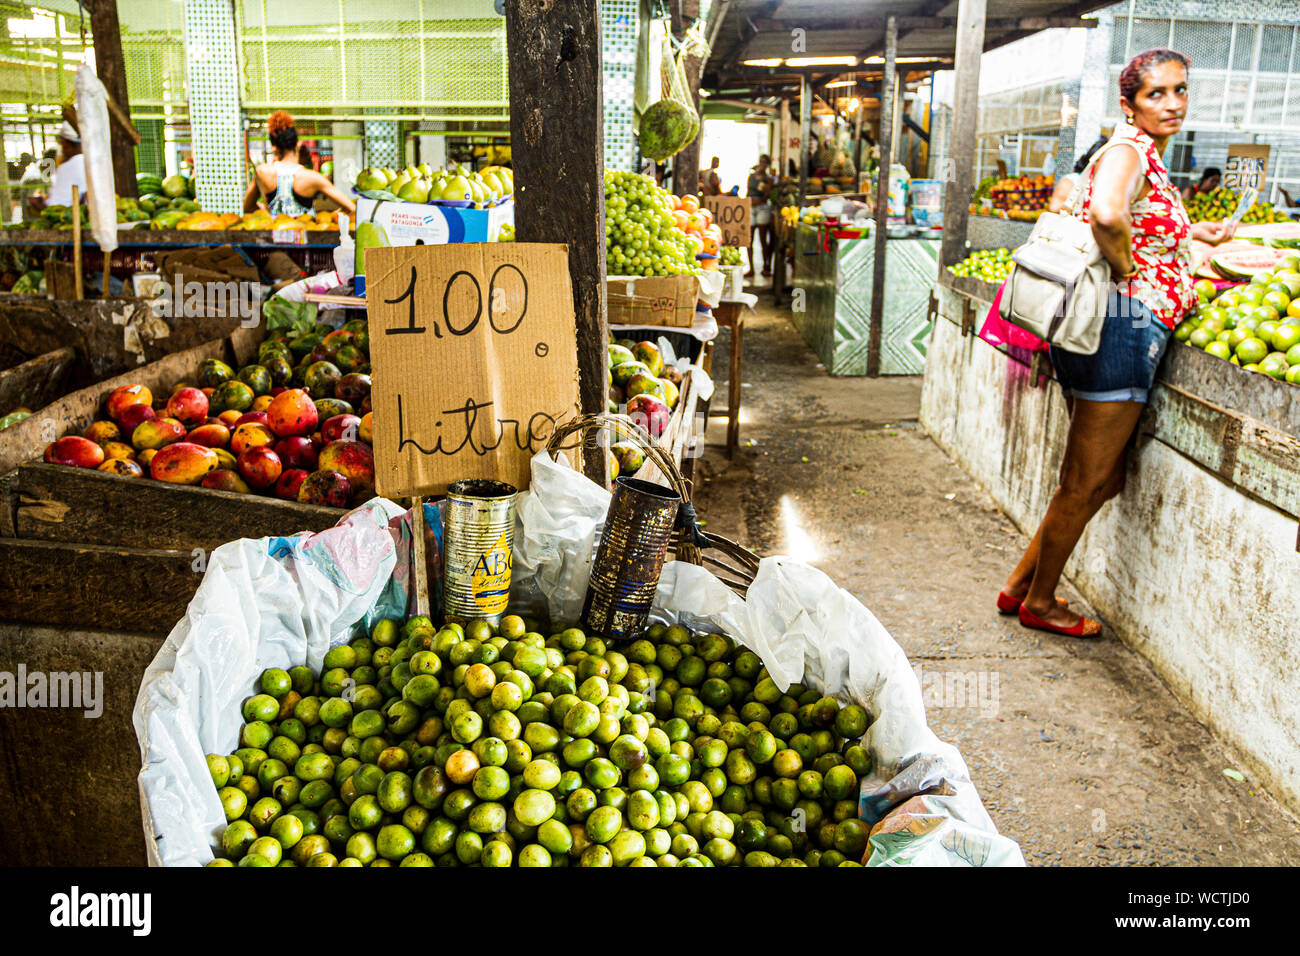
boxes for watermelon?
[1209,245,1297,280]
[1231,222,1300,242]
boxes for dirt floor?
[691,298,1300,866]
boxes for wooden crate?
[0,325,352,633]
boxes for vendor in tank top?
[244,111,355,217]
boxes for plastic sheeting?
[135,452,1023,867]
[75,63,117,254]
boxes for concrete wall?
[920,293,1300,815]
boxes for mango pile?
[206,615,875,867]
[42,319,378,506]
[1185,187,1291,224]
[606,338,682,459]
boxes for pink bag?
[977,283,1051,353]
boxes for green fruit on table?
[205,616,874,867]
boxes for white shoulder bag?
[998,146,1127,355]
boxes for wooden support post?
[101,250,112,299]
[671,0,703,197]
[939,0,988,270]
[71,186,83,301]
[89,0,138,197]
[505,0,609,484]
[868,16,897,378]
[797,75,811,206]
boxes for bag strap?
[1065,129,1150,219]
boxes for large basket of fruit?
[134,444,1023,869]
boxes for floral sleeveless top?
[1074,123,1195,330]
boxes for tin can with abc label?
[441,479,518,626]
[582,477,681,641]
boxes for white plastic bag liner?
[134,500,406,867]
[135,453,1022,867]
[75,63,118,254]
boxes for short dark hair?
[1119,48,1191,105]
[1200,167,1221,182]
[267,110,298,153]
[1074,136,1110,174]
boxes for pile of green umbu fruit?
[206,615,874,867]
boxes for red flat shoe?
[996,591,1068,615]
[1018,604,1102,638]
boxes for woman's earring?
[1125,113,1134,123]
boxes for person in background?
[1180,166,1220,201]
[29,123,85,212]
[1000,48,1237,637]
[244,111,354,217]
[699,156,722,196]
[297,143,314,170]
[747,153,775,278]
[1048,136,1109,213]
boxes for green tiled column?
[183,0,244,213]
[792,225,939,375]
[602,0,639,171]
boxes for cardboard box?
[355,197,516,293]
[356,197,515,246]
[605,275,699,328]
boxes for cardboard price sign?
[703,195,751,248]
[366,243,580,497]
[1224,144,1270,193]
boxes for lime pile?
[948,248,1012,282]
[604,170,701,278]
[206,616,874,867]
[1176,263,1300,384]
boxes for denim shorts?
[1049,291,1171,403]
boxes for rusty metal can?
[441,478,518,627]
[582,477,682,641]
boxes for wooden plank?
[1160,343,1300,439]
[505,0,609,483]
[0,294,245,382]
[14,462,342,551]
[0,337,229,475]
[0,623,162,865]
[939,0,988,270]
[0,229,343,248]
[671,0,704,199]
[89,0,138,197]
[1145,384,1300,519]
[0,348,75,415]
[0,538,197,632]
[868,17,898,378]
[754,15,1096,32]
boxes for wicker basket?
[545,413,761,596]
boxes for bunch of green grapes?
[604,170,701,277]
